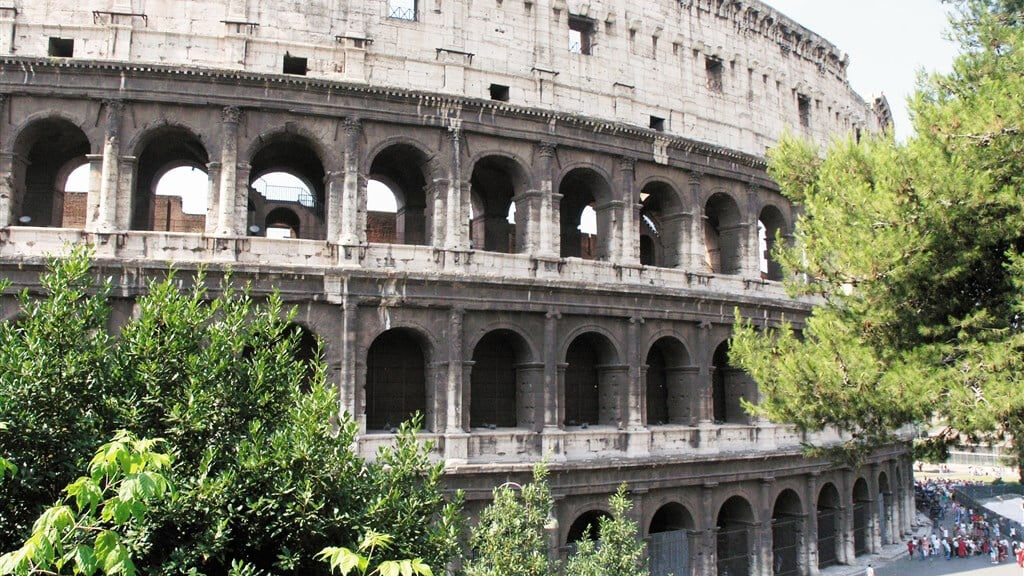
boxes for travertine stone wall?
[9,0,884,157]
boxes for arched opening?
[816,483,841,570]
[248,134,326,240]
[470,330,533,429]
[366,180,398,243]
[563,332,619,427]
[132,126,210,232]
[771,490,804,576]
[567,510,611,553]
[60,161,90,228]
[469,156,528,253]
[365,329,427,432]
[639,181,685,268]
[559,168,612,260]
[852,478,870,556]
[704,193,743,275]
[264,206,301,239]
[287,323,320,390]
[878,471,893,544]
[12,118,91,228]
[712,341,752,425]
[649,503,695,576]
[717,496,755,576]
[759,205,787,281]
[368,144,430,245]
[645,337,694,426]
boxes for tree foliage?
[464,462,557,576]
[0,249,461,574]
[563,484,647,576]
[731,0,1024,472]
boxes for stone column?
[536,142,559,258]
[617,157,640,267]
[444,125,469,250]
[626,316,644,429]
[515,362,545,429]
[115,155,136,231]
[91,99,124,232]
[869,463,882,552]
[904,458,916,532]
[660,211,691,268]
[745,182,762,275]
[667,366,700,425]
[701,483,718,576]
[697,321,714,425]
[339,118,362,246]
[216,106,241,236]
[84,154,104,228]
[806,473,821,576]
[204,162,222,235]
[445,307,466,433]
[0,150,14,228]
[325,170,345,243]
[758,478,774,576]
[841,469,855,564]
[338,289,358,417]
[687,171,704,270]
[542,310,561,431]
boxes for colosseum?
[0,0,910,574]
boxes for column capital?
[102,99,126,115]
[688,170,703,185]
[629,315,645,325]
[546,310,561,320]
[617,156,637,173]
[536,141,557,158]
[343,117,362,135]
[221,105,242,124]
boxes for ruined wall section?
[9,0,880,157]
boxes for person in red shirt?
[908,539,915,558]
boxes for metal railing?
[254,183,315,208]
[387,5,417,21]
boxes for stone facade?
[0,1,907,575]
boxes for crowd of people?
[912,479,1024,567]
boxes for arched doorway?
[12,118,91,227]
[645,337,694,426]
[852,478,870,556]
[712,341,752,425]
[704,193,743,275]
[248,134,326,240]
[368,144,431,245]
[132,126,210,232]
[817,483,841,569]
[365,329,427,432]
[563,332,619,427]
[639,181,685,268]
[717,496,755,576]
[649,503,695,576]
[559,168,612,260]
[758,205,787,281]
[771,490,803,576]
[469,156,529,253]
[470,329,532,429]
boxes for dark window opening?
[48,37,74,58]
[649,116,665,131]
[798,94,811,129]
[706,57,723,93]
[568,15,595,55]
[388,0,418,21]
[283,54,308,76]
[489,83,510,102]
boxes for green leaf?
[377,560,401,576]
[74,544,97,576]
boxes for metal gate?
[717,525,750,576]
[853,502,869,556]
[772,516,801,576]
[649,530,690,576]
[816,508,839,569]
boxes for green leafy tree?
[563,484,647,576]
[0,251,462,573]
[730,0,1024,474]
[318,531,433,576]
[0,430,172,576]
[464,462,556,576]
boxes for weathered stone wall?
[7,0,883,157]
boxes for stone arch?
[816,482,841,569]
[566,509,612,546]
[648,501,696,576]
[704,191,744,275]
[563,330,621,427]
[129,123,210,232]
[558,165,614,260]
[367,140,437,246]
[10,115,93,228]
[711,340,753,425]
[468,153,532,253]
[246,128,329,240]
[757,203,788,281]
[639,179,686,268]
[877,469,894,544]
[852,477,871,557]
[645,336,696,426]
[717,495,756,576]
[771,489,804,576]
[364,327,431,432]
[469,328,535,429]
